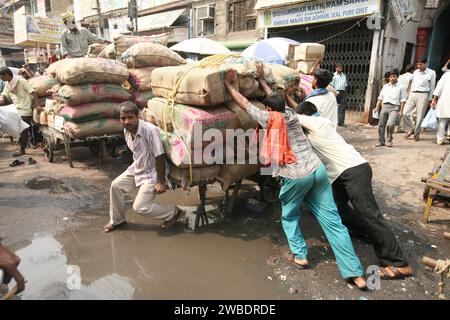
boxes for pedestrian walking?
[375,69,406,147]
[431,61,450,145]
[396,64,415,133]
[403,57,436,141]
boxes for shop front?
[256,0,381,116]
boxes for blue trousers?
[278,164,364,279]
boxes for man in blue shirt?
[332,63,348,127]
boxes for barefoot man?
[103,102,181,233]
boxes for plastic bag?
[421,109,438,129]
[0,105,30,138]
[372,109,379,120]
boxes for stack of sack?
[120,42,186,109]
[28,75,58,125]
[145,55,280,189]
[50,57,131,139]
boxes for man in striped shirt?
[103,102,182,233]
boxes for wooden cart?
[422,147,450,223]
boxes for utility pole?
[95,0,103,37]
[128,0,138,35]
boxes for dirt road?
[0,124,448,300]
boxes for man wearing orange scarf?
[223,65,367,290]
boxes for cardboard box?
[295,43,325,61]
[297,60,318,74]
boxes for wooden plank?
[438,150,450,181]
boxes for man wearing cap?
[60,12,110,59]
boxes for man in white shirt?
[287,96,413,280]
[375,70,407,147]
[331,63,348,127]
[305,68,338,128]
[403,57,437,141]
[103,102,182,233]
[60,12,110,58]
[431,61,450,145]
[396,64,415,133]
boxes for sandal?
[161,208,183,229]
[283,251,309,270]
[29,158,37,165]
[9,159,25,167]
[12,151,25,157]
[378,265,413,280]
[103,221,127,233]
[347,277,368,291]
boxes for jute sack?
[146,97,235,138]
[59,102,121,123]
[225,100,265,130]
[129,68,155,91]
[114,34,169,57]
[97,43,116,59]
[220,57,276,98]
[168,162,220,188]
[28,75,58,97]
[88,43,107,57]
[151,66,237,106]
[217,164,261,190]
[158,128,206,169]
[133,90,155,108]
[268,64,300,90]
[64,118,122,139]
[121,42,186,68]
[57,83,131,106]
[45,60,64,78]
[55,58,130,85]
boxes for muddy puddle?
[25,176,71,194]
[9,212,292,300]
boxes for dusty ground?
[0,122,448,300]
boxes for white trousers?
[109,171,176,226]
[437,118,450,143]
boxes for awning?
[255,0,312,10]
[138,8,186,31]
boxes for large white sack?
[0,105,30,138]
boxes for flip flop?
[378,266,412,280]
[12,151,25,157]
[283,251,309,270]
[161,208,183,229]
[9,160,25,167]
[29,158,37,165]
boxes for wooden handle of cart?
[422,256,437,268]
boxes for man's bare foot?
[103,221,126,233]
[161,208,183,229]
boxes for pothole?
[24,176,71,194]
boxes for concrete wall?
[49,0,73,19]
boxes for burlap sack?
[59,102,121,123]
[28,75,58,97]
[168,162,220,188]
[217,164,261,190]
[133,90,155,108]
[97,43,116,59]
[129,68,155,91]
[64,119,122,139]
[225,100,264,130]
[88,43,107,57]
[57,83,131,106]
[55,58,130,85]
[268,64,300,90]
[121,42,186,68]
[151,65,236,106]
[114,34,169,57]
[45,60,64,78]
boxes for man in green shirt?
[0,67,40,157]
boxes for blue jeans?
[278,164,363,279]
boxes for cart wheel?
[89,141,100,156]
[260,176,280,204]
[43,137,55,163]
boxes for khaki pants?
[403,92,429,138]
[437,118,450,144]
[109,171,176,226]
